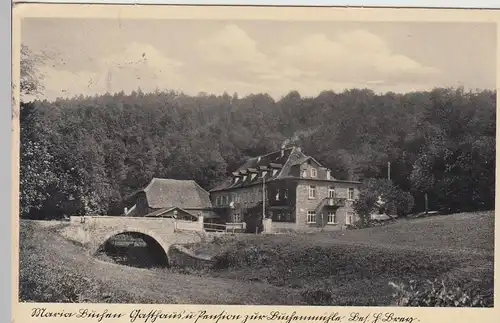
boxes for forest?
[19,47,496,219]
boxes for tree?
[19,45,46,101]
[353,178,415,226]
[19,47,54,218]
[19,83,495,219]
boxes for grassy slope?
[187,211,494,305]
[19,221,304,304]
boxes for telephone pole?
[262,176,266,230]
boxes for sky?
[21,19,496,101]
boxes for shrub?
[389,278,493,307]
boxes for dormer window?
[234,177,240,184]
[348,188,355,200]
[272,169,278,176]
[251,173,257,180]
[302,170,307,178]
[261,170,268,178]
[311,168,317,178]
[243,175,247,181]
[326,169,331,180]
[328,186,336,198]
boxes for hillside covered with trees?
[19,48,496,219]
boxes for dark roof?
[140,178,212,209]
[210,146,363,192]
[210,146,312,192]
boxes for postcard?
[11,3,499,323]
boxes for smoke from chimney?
[281,138,291,149]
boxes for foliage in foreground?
[390,278,493,307]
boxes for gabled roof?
[145,207,193,218]
[136,178,212,209]
[291,156,323,167]
[210,146,310,192]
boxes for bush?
[389,278,493,307]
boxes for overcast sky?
[22,19,496,101]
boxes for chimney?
[347,169,354,181]
[281,138,290,150]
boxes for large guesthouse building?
[210,146,362,232]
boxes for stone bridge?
[65,216,208,265]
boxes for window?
[326,170,331,180]
[272,211,294,222]
[346,211,354,225]
[243,175,247,181]
[327,212,336,224]
[272,169,278,176]
[275,189,280,201]
[234,177,240,184]
[251,173,257,180]
[251,191,255,203]
[311,168,317,178]
[244,192,248,204]
[348,188,355,200]
[308,185,316,199]
[328,186,336,198]
[216,196,221,206]
[307,211,316,223]
[284,189,288,199]
[233,213,241,223]
[302,170,307,178]
[223,195,228,205]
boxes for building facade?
[210,146,362,232]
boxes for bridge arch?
[91,227,172,266]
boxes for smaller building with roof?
[123,178,217,221]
